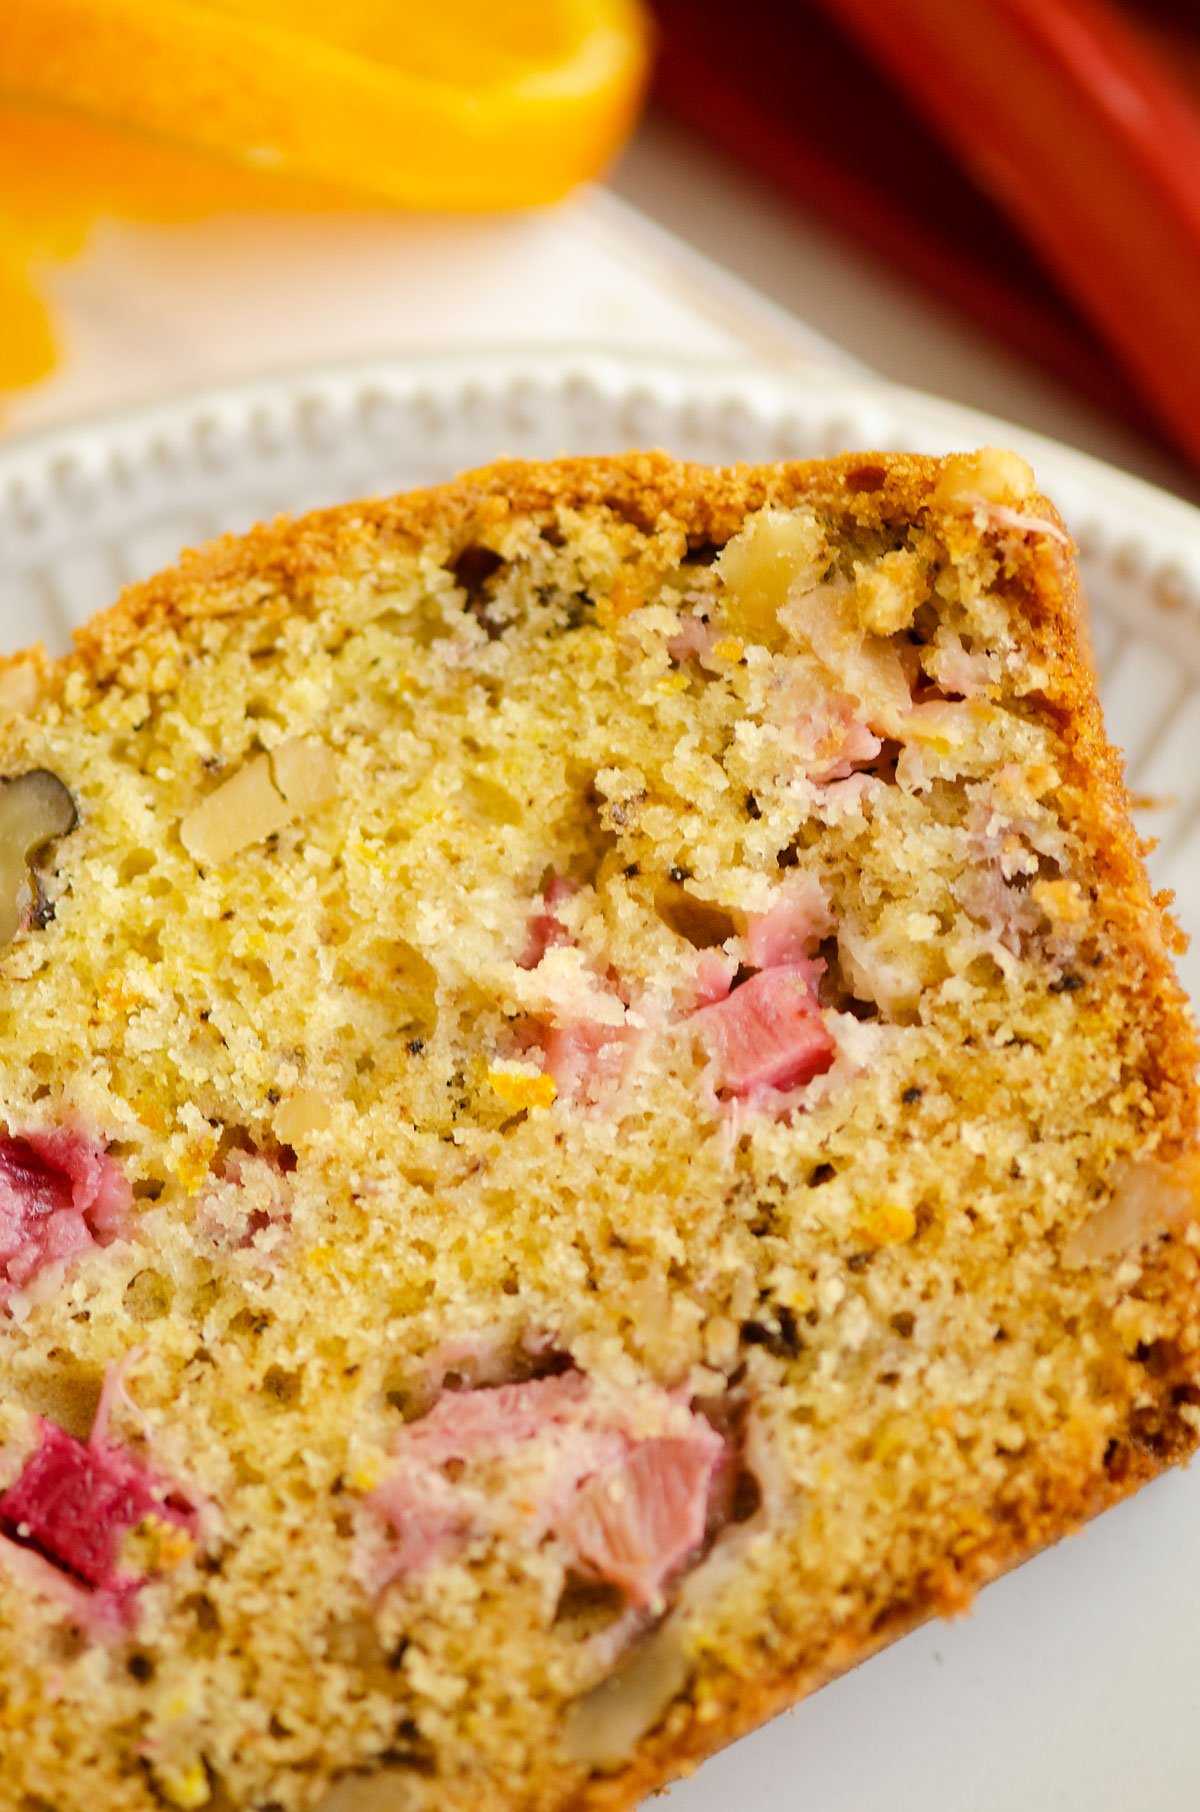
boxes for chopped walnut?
[934,448,1035,508]
[562,1617,690,1770]
[181,737,338,864]
[0,769,78,944]
[779,582,911,737]
[271,736,339,813]
[716,507,829,648]
[1063,1157,1199,1267]
[181,755,289,863]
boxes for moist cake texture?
[0,449,1196,1812]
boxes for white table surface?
[10,107,1197,515]
[2,140,839,434]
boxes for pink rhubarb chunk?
[519,876,579,970]
[801,707,883,784]
[985,503,1070,547]
[366,1468,474,1587]
[541,1020,633,1099]
[559,1431,723,1608]
[365,1372,610,1587]
[691,949,737,1008]
[0,1420,192,1595]
[401,1370,590,1467]
[365,1371,730,1602]
[688,964,835,1096]
[517,877,637,1100]
[666,615,717,665]
[745,881,827,972]
[0,1130,130,1297]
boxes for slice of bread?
[0,449,1196,1812]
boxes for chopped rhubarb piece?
[541,1019,633,1100]
[0,1420,192,1594]
[516,878,637,1096]
[666,614,717,665]
[984,503,1070,548]
[0,1129,131,1297]
[688,965,835,1096]
[366,1468,475,1587]
[692,949,737,1007]
[364,1369,734,1601]
[404,1371,590,1467]
[560,1431,723,1608]
[398,1374,630,1521]
[519,875,579,970]
[801,708,884,785]
[745,879,827,972]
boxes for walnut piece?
[180,755,289,864]
[716,507,828,647]
[314,1772,424,1812]
[1063,1156,1199,1267]
[779,580,911,737]
[562,1618,690,1771]
[271,736,339,814]
[274,1089,334,1143]
[180,738,338,865]
[0,769,77,944]
[934,447,1035,507]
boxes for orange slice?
[0,0,651,209]
[0,100,354,398]
[0,248,56,391]
[0,101,350,250]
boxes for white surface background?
[11,105,1199,513]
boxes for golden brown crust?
[5,450,1197,1811]
[71,452,990,671]
[572,1396,1191,1812]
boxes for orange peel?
[0,0,651,210]
[0,249,56,390]
[0,100,350,397]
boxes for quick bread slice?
[0,449,1196,1812]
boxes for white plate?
[0,350,1197,1812]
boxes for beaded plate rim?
[0,346,1197,615]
